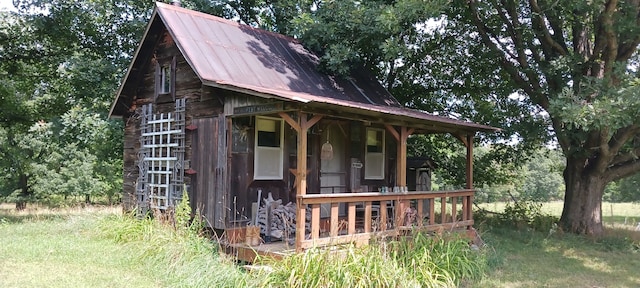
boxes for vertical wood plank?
[380,201,387,231]
[348,202,356,235]
[364,201,372,233]
[417,200,424,227]
[311,204,320,240]
[429,199,435,225]
[468,194,474,227]
[452,197,457,221]
[462,196,468,221]
[330,202,339,237]
[440,197,446,223]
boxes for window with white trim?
[254,116,284,180]
[364,128,384,179]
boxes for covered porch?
[226,109,484,262]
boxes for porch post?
[385,125,414,227]
[465,134,473,189]
[289,112,322,252]
[465,133,474,226]
[295,113,308,252]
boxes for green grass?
[0,204,250,288]
[474,201,640,287]
[474,226,640,287]
[0,205,161,288]
[1,202,638,287]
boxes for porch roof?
[110,2,498,134]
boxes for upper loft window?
[155,56,176,101]
[160,64,171,94]
[254,116,284,180]
[364,128,384,179]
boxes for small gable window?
[254,116,284,180]
[160,64,171,94]
[155,56,176,101]
[364,128,384,179]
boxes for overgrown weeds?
[476,200,559,233]
[254,232,488,288]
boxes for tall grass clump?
[96,197,251,287]
[391,232,487,285]
[255,232,487,288]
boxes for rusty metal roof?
[110,2,498,133]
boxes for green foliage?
[481,201,559,233]
[605,172,640,203]
[256,233,487,287]
[0,0,144,207]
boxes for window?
[254,116,284,180]
[364,128,384,179]
[160,65,171,94]
[155,56,176,101]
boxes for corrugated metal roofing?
[110,2,498,133]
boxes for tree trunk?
[559,160,605,235]
[15,173,29,211]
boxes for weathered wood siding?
[121,28,227,220]
[191,116,227,229]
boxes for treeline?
[0,1,154,207]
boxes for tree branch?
[608,125,640,155]
[467,0,548,108]
[529,0,568,56]
[616,0,640,61]
[605,159,640,183]
[611,146,640,167]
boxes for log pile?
[256,193,310,239]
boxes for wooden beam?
[453,133,469,147]
[304,114,323,130]
[384,124,400,141]
[278,112,300,132]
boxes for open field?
[1,202,638,287]
[479,201,640,226]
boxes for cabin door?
[319,124,346,217]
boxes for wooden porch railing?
[296,189,475,250]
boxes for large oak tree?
[460,0,640,235]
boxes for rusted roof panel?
[110,2,498,133]
[157,3,399,107]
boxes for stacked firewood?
[256,194,310,239]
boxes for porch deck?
[224,189,475,262]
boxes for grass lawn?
[0,204,162,288]
[475,201,640,288]
[1,202,638,287]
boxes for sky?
[0,0,16,12]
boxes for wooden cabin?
[109,2,497,261]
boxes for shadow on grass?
[0,204,71,224]
[480,226,640,287]
[0,213,68,224]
